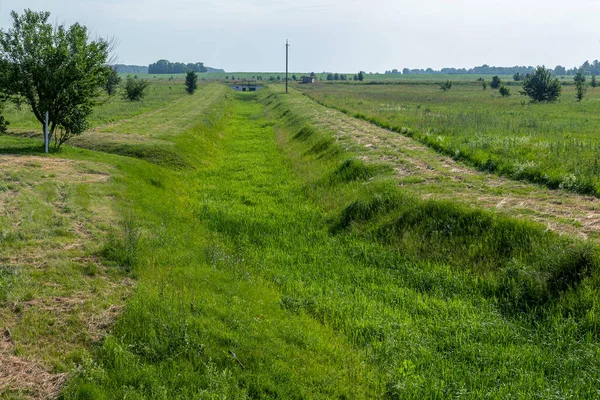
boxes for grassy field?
[1,80,600,398]
[299,81,600,195]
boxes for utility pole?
[285,39,290,94]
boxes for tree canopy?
[0,9,112,148]
[185,71,198,95]
[148,60,207,74]
[520,66,562,103]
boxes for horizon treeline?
[387,60,600,76]
[148,59,208,74]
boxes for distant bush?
[513,72,522,81]
[591,75,597,88]
[123,76,149,101]
[574,72,586,101]
[105,66,121,96]
[520,66,561,102]
[481,81,487,90]
[499,85,511,97]
[438,80,452,91]
[185,70,198,95]
[490,76,501,89]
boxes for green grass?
[299,81,600,195]
[2,81,600,398]
[58,87,600,398]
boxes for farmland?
[1,79,600,398]
[299,80,600,195]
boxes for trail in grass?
[291,87,600,240]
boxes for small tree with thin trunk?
[0,9,113,149]
[574,72,586,102]
[185,70,198,94]
[591,75,597,89]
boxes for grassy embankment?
[58,85,600,398]
[300,81,600,195]
[3,81,600,398]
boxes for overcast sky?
[1,0,599,72]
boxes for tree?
[591,75,597,88]
[482,81,488,90]
[185,70,198,94]
[513,73,522,81]
[292,74,297,81]
[490,76,501,89]
[0,9,112,148]
[358,71,365,81]
[123,76,149,101]
[499,85,511,97]
[105,66,121,96]
[574,72,586,101]
[0,101,9,134]
[520,66,561,102]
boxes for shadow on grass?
[0,134,48,155]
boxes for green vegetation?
[438,80,452,91]
[105,67,121,97]
[521,66,562,103]
[148,59,208,74]
[490,75,501,89]
[574,72,587,102]
[0,9,113,148]
[2,78,600,398]
[499,85,510,97]
[123,76,149,101]
[299,79,600,195]
[185,71,198,95]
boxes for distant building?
[300,76,315,84]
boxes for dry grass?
[0,156,132,399]
[1,331,67,400]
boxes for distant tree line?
[115,64,148,74]
[390,65,536,75]
[386,61,600,76]
[148,60,208,74]
[325,72,365,81]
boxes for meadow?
[299,80,600,195]
[1,80,600,398]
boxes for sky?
[0,0,599,73]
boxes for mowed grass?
[55,86,600,398]
[299,81,600,195]
[0,146,134,398]
[1,79,189,133]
